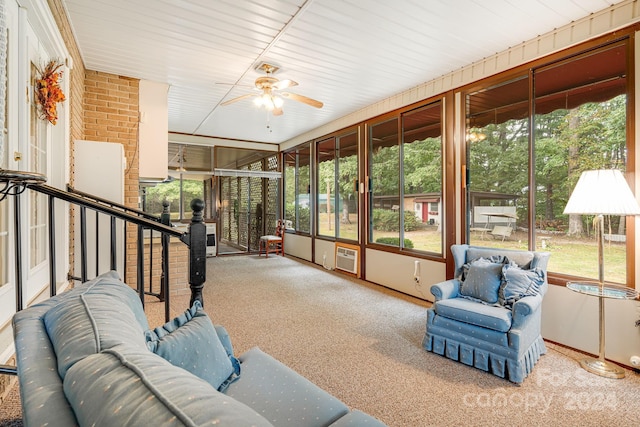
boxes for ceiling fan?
[221,63,323,116]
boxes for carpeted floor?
[3,254,640,426]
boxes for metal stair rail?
[0,169,207,376]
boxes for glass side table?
[567,281,639,379]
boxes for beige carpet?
[3,254,640,426]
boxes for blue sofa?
[13,271,386,426]
[423,245,550,383]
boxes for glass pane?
[284,144,311,233]
[168,143,212,173]
[317,138,336,237]
[402,102,442,254]
[466,76,530,249]
[534,42,628,283]
[1,25,8,287]
[298,144,311,233]
[284,152,296,229]
[0,206,6,287]
[145,180,181,218]
[30,62,47,268]
[337,132,358,241]
[180,178,205,220]
[369,118,400,246]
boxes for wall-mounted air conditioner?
[335,243,359,276]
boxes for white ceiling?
[62,0,624,145]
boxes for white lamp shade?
[564,169,640,216]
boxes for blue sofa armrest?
[511,294,543,330]
[430,279,460,301]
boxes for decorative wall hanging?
[36,60,66,125]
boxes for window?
[466,76,530,249]
[369,118,400,245]
[0,24,6,288]
[284,142,311,233]
[337,132,358,240]
[402,102,443,254]
[142,143,211,221]
[316,131,359,240]
[317,137,336,237]
[534,42,628,283]
[465,40,631,284]
[29,62,47,268]
[369,101,444,255]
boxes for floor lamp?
[563,169,640,378]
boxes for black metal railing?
[66,185,175,302]
[0,169,207,375]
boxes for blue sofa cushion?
[225,347,350,427]
[43,272,148,379]
[63,345,273,427]
[460,257,506,304]
[499,263,546,309]
[434,298,512,332]
[145,301,239,392]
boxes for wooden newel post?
[188,199,207,307]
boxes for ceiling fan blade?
[281,92,323,108]
[221,93,255,106]
[272,79,298,90]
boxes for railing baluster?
[149,229,154,295]
[137,224,144,307]
[162,231,170,322]
[110,216,117,270]
[95,212,99,277]
[123,221,127,281]
[14,185,23,311]
[48,195,57,297]
[80,206,88,283]
[159,200,171,303]
[159,201,171,320]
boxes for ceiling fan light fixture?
[262,93,274,110]
[221,63,323,115]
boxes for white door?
[21,19,52,303]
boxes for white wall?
[315,239,336,270]
[542,285,640,366]
[365,249,440,301]
[284,233,312,262]
[139,80,169,180]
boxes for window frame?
[460,36,636,287]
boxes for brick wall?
[143,239,190,296]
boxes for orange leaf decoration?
[36,61,66,125]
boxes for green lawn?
[317,213,627,283]
[470,230,626,283]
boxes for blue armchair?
[423,244,550,383]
